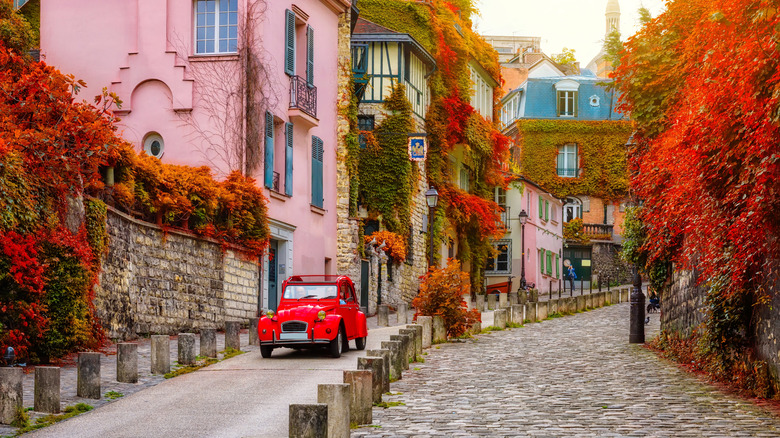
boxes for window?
[551,204,557,222]
[564,197,583,222]
[311,136,324,208]
[557,90,577,117]
[557,143,579,178]
[143,133,164,158]
[284,9,314,83]
[486,240,511,274]
[459,166,470,192]
[284,123,293,196]
[195,0,238,54]
[357,115,374,149]
[494,187,506,208]
[264,112,275,189]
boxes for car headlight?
[317,310,327,320]
[266,310,275,318]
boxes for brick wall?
[95,208,259,340]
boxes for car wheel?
[260,345,273,358]
[355,336,366,350]
[329,326,344,358]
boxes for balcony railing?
[290,75,317,119]
[556,167,580,178]
[499,206,511,231]
[582,223,613,240]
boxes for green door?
[268,240,279,311]
[563,247,592,282]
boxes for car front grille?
[282,321,307,332]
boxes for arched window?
[563,197,582,222]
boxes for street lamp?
[518,209,528,289]
[425,186,439,267]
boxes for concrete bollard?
[548,299,558,316]
[225,321,241,351]
[417,316,433,349]
[317,383,350,438]
[585,293,593,309]
[526,302,537,322]
[34,366,60,414]
[508,291,518,306]
[289,403,328,438]
[249,317,260,346]
[357,357,384,404]
[493,309,507,329]
[377,304,389,327]
[398,329,417,362]
[476,294,485,312]
[365,349,391,392]
[397,303,408,325]
[77,352,101,399]
[0,367,22,424]
[518,289,527,305]
[470,320,482,335]
[499,292,508,309]
[200,329,217,358]
[390,334,412,370]
[151,335,171,375]
[117,343,138,384]
[406,324,423,357]
[487,294,497,310]
[537,301,549,321]
[463,294,473,311]
[577,295,586,311]
[381,340,403,381]
[511,304,524,324]
[344,370,373,426]
[178,333,197,366]
[432,316,446,343]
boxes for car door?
[339,282,357,338]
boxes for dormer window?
[555,79,580,117]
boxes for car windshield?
[283,284,339,300]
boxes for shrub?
[412,259,480,338]
[364,230,407,263]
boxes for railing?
[556,167,580,178]
[289,75,317,119]
[582,223,613,240]
[499,206,511,231]
[272,171,280,193]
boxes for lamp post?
[425,186,439,267]
[518,209,528,289]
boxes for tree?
[552,47,577,66]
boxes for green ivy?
[356,0,435,54]
[84,198,108,263]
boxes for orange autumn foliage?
[364,230,407,263]
[413,259,480,338]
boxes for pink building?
[40,0,352,310]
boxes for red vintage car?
[258,275,368,358]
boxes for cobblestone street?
[354,304,780,437]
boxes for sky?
[474,0,668,67]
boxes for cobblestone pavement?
[354,303,780,438]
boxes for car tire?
[329,326,344,358]
[355,336,366,350]
[260,345,273,358]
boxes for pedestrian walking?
[567,265,577,292]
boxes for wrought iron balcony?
[289,75,317,119]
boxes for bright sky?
[475,0,667,67]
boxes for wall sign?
[408,135,427,161]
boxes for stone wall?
[591,242,632,286]
[96,208,259,340]
[660,268,707,337]
[754,272,780,386]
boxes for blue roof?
[521,76,625,120]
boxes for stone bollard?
[529,289,539,302]
[344,370,373,426]
[377,304,389,327]
[151,335,171,375]
[390,334,412,370]
[249,317,260,346]
[432,316,446,343]
[518,289,527,305]
[406,324,423,357]
[0,367,22,424]
[493,309,507,329]
[475,294,485,312]
[34,366,60,414]
[77,352,101,399]
[498,292,508,309]
[357,357,384,404]
[317,383,350,438]
[526,302,537,322]
[577,295,586,312]
[397,303,408,325]
[585,293,593,309]
[463,294,473,311]
[470,320,482,335]
[178,333,197,366]
[200,329,217,358]
[487,294,497,310]
[548,299,558,316]
[365,349,391,392]
[398,329,417,362]
[417,316,433,349]
[381,340,403,382]
[508,291,518,306]
[511,304,524,324]
[117,343,138,384]
[225,321,241,351]
[289,403,328,438]
[537,301,549,321]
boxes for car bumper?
[259,328,332,346]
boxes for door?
[339,282,358,338]
[563,247,592,282]
[268,240,279,311]
[360,259,369,311]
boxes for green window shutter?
[264,111,274,189]
[284,122,293,196]
[311,136,323,208]
[545,200,549,221]
[555,254,559,278]
[539,250,544,274]
[306,25,314,86]
[546,251,553,275]
[285,9,295,76]
[538,196,544,219]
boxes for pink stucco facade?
[41,0,350,309]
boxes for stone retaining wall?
[95,208,259,340]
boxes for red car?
[258,275,368,358]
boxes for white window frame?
[557,143,579,178]
[195,0,238,55]
[486,239,512,275]
[564,197,582,222]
